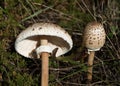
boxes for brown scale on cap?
[83,21,106,51]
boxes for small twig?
[55,79,63,86]
[33,3,82,22]
[76,0,85,13]
[81,0,96,20]
[50,67,73,71]
[62,81,87,86]
[50,65,80,71]
[95,56,108,79]
[91,81,104,85]
[72,31,83,36]
[106,35,120,59]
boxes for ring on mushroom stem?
[83,21,106,83]
[15,23,73,86]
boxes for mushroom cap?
[83,21,106,51]
[15,23,73,58]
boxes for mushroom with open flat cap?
[83,21,106,82]
[15,23,73,86]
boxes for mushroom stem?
[41,52,49,86]
[87,51,95,82]
[41,39,49,86]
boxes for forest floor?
[0,0,120,86]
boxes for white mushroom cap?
[15,23,73,58]
[83,21,106,51]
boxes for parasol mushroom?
[15,23,73,86]
[83,21,106,82]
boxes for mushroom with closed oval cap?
[15,23,73,86]
[83,21,106,82]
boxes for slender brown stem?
[41,39,49,86]
[87,51,95,82]
[41,52,49,86]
